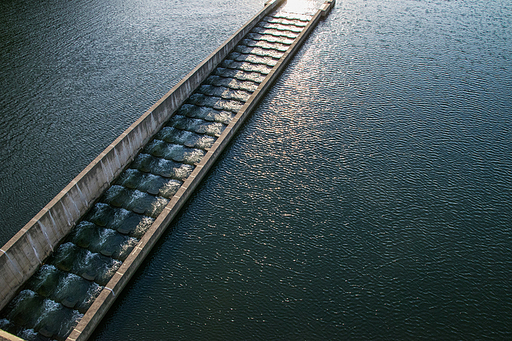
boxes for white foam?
[19,328,37,340]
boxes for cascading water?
[0,8,314,341]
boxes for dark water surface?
[0,0,265,245]
[2,0,512,339]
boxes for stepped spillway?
[0,1,335,340]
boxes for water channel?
[1,0,511,340]
[1,1,323,339]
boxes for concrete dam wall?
[0,1,335,340]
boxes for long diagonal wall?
[0,1,335,340]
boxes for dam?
[0,1,335,340]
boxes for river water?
[2,0,512,340]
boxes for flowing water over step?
[0,7,316,341]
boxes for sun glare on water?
[281,0,319,14]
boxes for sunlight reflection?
[281,0,320,15]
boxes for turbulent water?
[0,0,266,245]
[2,0,512,340]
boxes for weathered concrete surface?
[0,0,335,339]
[0,0,286,313]
[0,329,24,341]
[67,1,335,340]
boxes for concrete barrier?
[0,330,23,341]
[67,1,335,340]
[0,0,285,314]
[0,0,336,339]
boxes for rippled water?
[0,0,266,245]
[90,0,512,340]
[2,0,512,340]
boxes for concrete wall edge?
[0,0,285,314]
[66,1,336,340]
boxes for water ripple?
[92,0,512,340]
[2,0,511,340]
